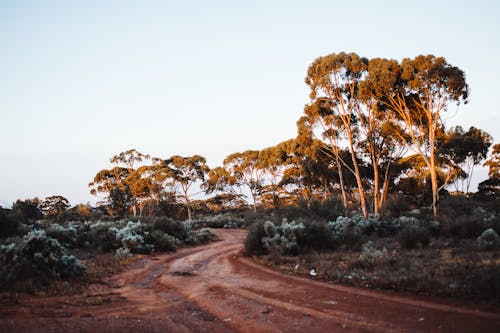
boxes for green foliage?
[300,220,337,252]
[261,220,305,256]
[357,241,389,268]
[439,196,496,238]
[149,216,187,240]
[244,221,267,256]
[0,230,85,286]
[147,230,180,251]
[185,227,214,245]
[10,198,43,223]
[40,196,70,221]
[396,225,430,250]
[44,223,78,247]
[188,213,246,229]
[0,209,24,239]
[477,228,500,251]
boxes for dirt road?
[1,229,499,332]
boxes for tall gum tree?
[367,55,469,220]
[305,52,369,217]
[299,107,349,211]
[359,58,408,215]
[223,150,264,212]
[156,155,209,220]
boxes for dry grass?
[259,237,500,303]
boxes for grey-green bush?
[0,230,85,286]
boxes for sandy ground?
[1,229,499,332]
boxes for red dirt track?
[1,229,499,332]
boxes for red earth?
[1,229,499,332]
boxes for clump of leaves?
[396,225,430,250]
[0,230,85,287]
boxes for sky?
[1,0,499,206]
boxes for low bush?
[383,194,414,219]
[79,221,119,252]
[244,221,267,256]
[189,213,246,229]
[261,220,304,256]
[357,241,389,268]
[0,230,85,287]
[0,210,24,239]
[112,221,153,254]
[147,230,180,251]
[396,225,430,250]
[186,227,215,245]
[300,220,337,252]
[477,228,500,251]
[328,213,381,240]
[115,247,132,259]
[44,223,78,247]
[149,217,187,240]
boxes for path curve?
[1,229,499,332]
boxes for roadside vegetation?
[1,52,499,301]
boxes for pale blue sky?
[1,0,499,205]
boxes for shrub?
[300,220,337,252]
[44,223,78,247]
[477,228,500,251]
[396,225,430,250]
[383,193,413,218]
[80,221,120,252]
[357,241,389,267]
[328,213,380,241]
[0,210,25,239]
[261,220,304,256]
[115,247,132,259]
[147,230,180,251]
[0,230,85,286]
[342,228,365,251]
[445,215,485,239]
[185,227,215,245]
[439,196,497,238]
[150,217,187,240]
[244,221,267,256]
[112,221,153,254]
[188,213,246,229]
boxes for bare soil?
[1,229,499,332]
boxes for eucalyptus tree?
[366,55,469,219]
[478,143,500,199]
[359,57,409,214]
[276,136,342,206]
[89,166,132,212]
[440,126,492,193]
[155,155,209,220]
[485,143,500,179]
[204,166,237,194]
[40,195,70,220]
[110,149,151,169]
[223,150,265,212]
[109,149,152,216]
[305,52,369,217]
[258,144,295,208]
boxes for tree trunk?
[372,155,380,216]
[335,151,348,215]
[183,190,192,220]
[429,131,439,221]
[347,135,368,218]
[250,190,257,213]
[379,163,391,214]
